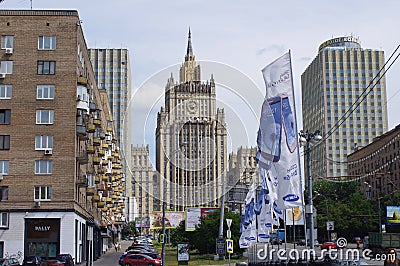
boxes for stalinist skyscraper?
[155,30,227,211]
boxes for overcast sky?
[2,0,400,157]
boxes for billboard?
[177,243,190,262]
[185,207,219,231]
[135,217,150,228]
[285,206,304,225]
[150,211,184,229]
[387,206,400,225]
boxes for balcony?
[76,151,89,164]
[77,125,87,140]
[97,201,105,208]
[77,76,88,86]
[93,118,101,126]
[106,197,112,203]
[102,174,108,181]
[93,195,100,202]
[101,143,109,150]
[94,175,100,184]
[87,145,95,154]
[98,149,105,156]
[87,124,95,133]
[93,157,100,165]
[93,138,101,146]
[106,127,113,132]
[101,159,108,165]
[86,187,95,196]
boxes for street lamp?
[364,181,382,233]
[299,130,322,250]
[314,191,330,241]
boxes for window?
[0,212,8,228]
[35,160,52,174]
[87,173,94,188]
[34,186,52,200]
[35,135,53,150]
[0,135,10,150]
[37,85,55,99]
[1,36,14,49]
[36,110,54,124]
[0,85,11,99]
[0,186,8,201]
[0,109,10,124]
[37,61,55,75]
[38,36,56,50]
[0,61,13,74]
[0,160,9,174]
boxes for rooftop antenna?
[30,0,32,10]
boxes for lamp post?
[299,130,322,250]
[364,181,382,233]
[314,191,329,241]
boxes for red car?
[320,241,338,250]
[40,260,65,266]
[122,254,161,266]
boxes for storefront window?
[25,219,60,258]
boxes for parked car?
[321,241,338,250]
[336,259,368,265]
[23,255,43,265]
[0,258,20,266]
[297,239,306,246]
[271,237,283,245]
[121,254,161,266]
[39,260,65,266]
[55,254,74,266]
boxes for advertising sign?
[387,206,400,225]
[150,211,184,229]
[285,206,304,225]
[177,243,190,262]
[216,238,226,255]
[185,207,219,231]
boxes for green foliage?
[169,210,242,255]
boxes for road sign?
[226,239,233,254]
[216,238,225,255]
[327,221,334,231]
[226,218,232,228]
[227,229,231,239]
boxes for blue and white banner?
[257,51,302,210]
[239,181,257,248]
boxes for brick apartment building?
[347,125,400,200]
[0,10,125,265]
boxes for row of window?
[0,110,55,125]
[0,185,51,201]
[1,60,56,75]
[0,159,52,174]
[1,35,56,50]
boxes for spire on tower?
[186,27,193,57]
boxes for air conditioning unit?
[0,73,5,79]
[5,48,13,54]
[44,149,53,155]
[0,174,3,181]
[34,201,41,207]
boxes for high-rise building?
[227,146,259,186]
[155,30,227,211]
[130,145,157,221]
[88,49,131,148]
[0,10,124,264]
[88,48,132,220]
[301,36,388,179]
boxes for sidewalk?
[93,240,131,266]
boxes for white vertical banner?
[239,181,257,248]
[258,51,302,210]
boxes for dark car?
[0,258,20,266]
[271,237,283,245]
[23,255,43,265]
[55,254,74,266]
[122,254,161,266]
[39,260,64,266]
[297,239,306,246]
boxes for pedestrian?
[384,248,399,266]
[114,242,118,252]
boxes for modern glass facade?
[301,36,388,179]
